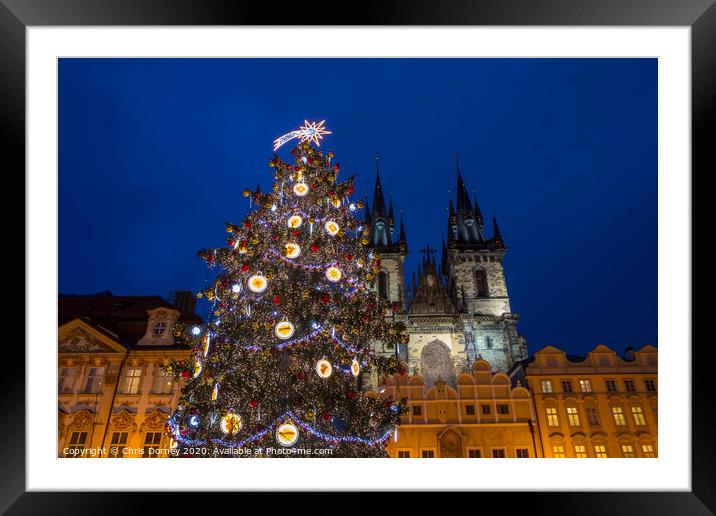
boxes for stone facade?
[366,163,528,384]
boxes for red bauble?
[347,391,356,399]
[249,399,258,409]
[321,294,330,304]
[322,412,332,422]
[272,234,279,240]
[227,239,235,247]
[307,157,314,164]
[345,254,353,261]
[347,186,354,195]
[383,400,391,408]
[244,221,252,228]
[333,163,340,171]
[297,371,305,380]
[273,295,281,305]
[181,370,190,379]
[398,365,407,376]
[241,264,249,272]
[310,245,319,253]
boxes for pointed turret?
[492,216,505,249]
[397,213,408,253]
[447,157,485,248]
[473,193,484,229]
[366,157,405,255]
[364,197,371,225]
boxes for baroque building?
[367,158,528,386]
[57,292,200,458]
[509,344,658,458]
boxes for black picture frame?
[2,0,712,513]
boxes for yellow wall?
[380,359,540,458]
[524,345,658,458]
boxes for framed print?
[2,0,713,512]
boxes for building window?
[485,336,493,349]
[465,404,475,416]
[546,407,559,426]
[481,404,491,415]
[516,448,529,458]
[412,405,422,417]
[579,379,592,393]
[594,444,608,458]
[621,444,635,458]
[152,321,167,337]
[644,379,656,392]
[468,449,482,458]
[574,445,587,458]
[566,407,580,426]
[65,431,88,456]
[605,380,618,393]
[59,367,79,393]
[642,444,655,458]
[491,448,506,458]
[561,380,573,393]
[624,379,636,392]
[612,406,626,426]
[109,432,128,458]
[83,367,105,393]
[541,380,553,393]
[122,367,143,394]
[586,407,600,426]
[631,406,646,426]
[397,450,411,458]
[152,368,174,394]
[474,269,488,298]
[498,404,509,415]
[143,432,163,458]
[421,450,435,458]
[552,445,565,458]
[378,271,388,299]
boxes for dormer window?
[138,307,181,346]
[152,321,167,337]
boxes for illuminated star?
[273,120,332,151]
[297,120,332,147]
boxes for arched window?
[378,271,388,299]
[474,268,488,298]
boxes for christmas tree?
[165,121,408,458]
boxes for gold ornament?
[287,215,303,229]
[285,242,301,259]
[248,272,268,293]
[220,412,242,435]
[276,422,299,447]
[275,319,296,340]
[293,182,309,197]
[192,360,202,379]
[325,266,342,283]
[331,198,341,208]
[324,220,340,236]
[351,358,360,377]
[316,359,333,379]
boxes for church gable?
[59,320,125,353]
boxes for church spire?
[371,156,388,219]
[448,156,484,247]
[398,213,408,253]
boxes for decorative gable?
[59,326,120,353]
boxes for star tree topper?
[273,120,332,151]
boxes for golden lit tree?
[165,122,408,457]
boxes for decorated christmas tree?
[165,121,408,458]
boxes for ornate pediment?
[59,327,117,353]
[110,410,138,431]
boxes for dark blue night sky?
[58,58,657,356]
